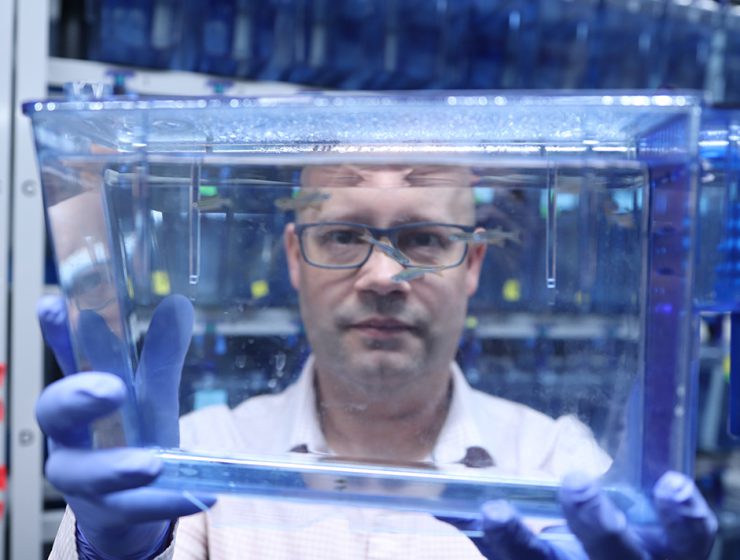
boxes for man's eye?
[406,232,444,248]
[71,268,107,293]
[325,229,362,244]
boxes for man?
[37,164,716,559]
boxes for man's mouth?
[349,317,414,336]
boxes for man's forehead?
[300,164,474,188]
[297,168,476,224]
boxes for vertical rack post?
[0,0,15,552]
[9,0,50,558]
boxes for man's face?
[49,190,123,337]
[284,165,486,398]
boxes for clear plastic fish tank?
[24,91,711,534]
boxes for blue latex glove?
[467,471,717,560]
[36,294,217,559]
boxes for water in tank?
[24,91,704,536]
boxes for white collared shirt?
[180,356,610,478]
[50,358,610,560]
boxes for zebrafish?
[274,191,331,212]
[391,266,445,283]
[448,226,521,246]
[194,197,233,212]
[359,234,412,266]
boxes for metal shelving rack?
[5,7,304,560]
[7,1,50,558]
[0,0,16,557]
[47,56,303,96]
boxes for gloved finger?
[46,447,161,496]
[36,372,126,447]
[559,472,649,560]
[136,294,194,447]
[77,309,131,378]
[435,513,481,536]
[76,519,175,560]
[37,295,77,376]
[435,513,492,556]
[652,471,717,559]
[68,487,217,528]
[480,501,568,560]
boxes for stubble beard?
[324,327,427,398]
[306,294,437,398]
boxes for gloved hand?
[36,294,216,559]
[468,471,717,560]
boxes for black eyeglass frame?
[294,221,477,270]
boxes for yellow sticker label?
[503,279,521,302]
[724,354,731,380]
[152,270,171,296]
[251,280,269,299]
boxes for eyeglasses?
[294,221,476,270]
[67,264,117,312]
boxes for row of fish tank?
[51,0,739,98]
[25,91,740,533]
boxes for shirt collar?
[431,363,493,467]
[284,357,494,467]
[284,355,331,456]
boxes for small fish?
[448,227,521,246]
[274,191,331,212]
[103,169,291,186]
[194,197,233,212]
[603,202,636,229]
[359,234,412,266]
[391,266,445,283]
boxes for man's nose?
[354,245,410,295]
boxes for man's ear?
[283,223,301,290]
[465,236,487,297]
